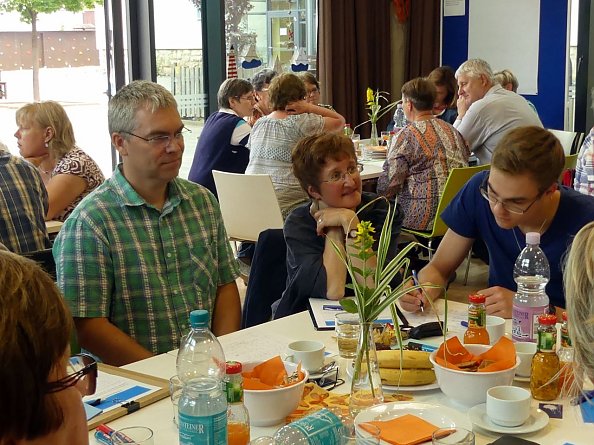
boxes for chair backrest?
[212,170,284,242]
[430,164,491,237]
[564,153,578,172]
[548,129,584,155]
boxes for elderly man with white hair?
[454,59,542,164]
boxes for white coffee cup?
[486,316,506,344]
[285,340,325,372]
[486,385,531,427]
[515,341,538,377]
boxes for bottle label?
[468,306,486,328]
[537,330,557,351]
[512,305,549,342]
[179,410,227,445]
[289,408,342,445]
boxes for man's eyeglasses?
[121,127,191,149]
[479,174,543,215]
[46,353,97,396]
[309,366,344,390]
[322,164,364,184]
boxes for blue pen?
[461,320,468,328]
[411,270,424,312]
[407,341,438,352]
[323,304,343,311]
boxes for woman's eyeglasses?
[322,164,364,184]
[309,366,345,390]
[46,353,97,396]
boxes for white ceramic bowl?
[243,361,309,426]
[429,344,519,407]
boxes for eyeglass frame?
[234,94,256,102]
[479,173,545,215]
[321,163,364,184]
[120,127,191,149]
[46,353,97,396]
[308,366,345,390]
[306,87,320,97]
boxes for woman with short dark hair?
[273,133,403,318]
[245,73,345,217]
[188,78,254,197]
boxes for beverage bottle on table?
[177,310,228,444]
[393,103,406,129]
[463,293,490,345]
[273,408,343,445]
[512,232,550,342]
[530,314,560,401]
[226,361,250,445]
[343,123,353,138]
[558,312,580,396]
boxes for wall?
[442,0,568,129]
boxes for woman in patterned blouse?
[377,77,470,231]
[14,101,105,222]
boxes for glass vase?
[370,122,379,146]
[349,322,384,417]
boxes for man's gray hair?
[455,59,494,82]
[108,80,178,135]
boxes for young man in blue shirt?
[401,126,594,318]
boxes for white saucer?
[514,375,531,382]
[468,403,549,434]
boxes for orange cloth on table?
[435,336,516,372]
[360,414,438,445]
[242,355,304,390]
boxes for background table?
[87,302,592,444]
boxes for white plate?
[514,375,531,383]
[355,402,473,435]
[346,361,440,392]
[468,403,549,434]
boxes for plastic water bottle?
[177,310,227,444]
[512,232,550,342]
[273,408,343,445]
[177,309,226,383]
[393,103,407,129]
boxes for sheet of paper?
[444,0,465,17]
[308,298,395,330]
[83,371,160,413]
[219,331,298,364]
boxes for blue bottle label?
[289,409,342,445]
[179,410,227,445]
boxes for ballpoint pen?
[411,270,424,312]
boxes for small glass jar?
[530,314,560,401]
[464,293,490,345]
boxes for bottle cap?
[397,103,403,109]
[526,232,540,245]
[537,314,557,325]
[189,309,209,328]
[468,293,486,303]
[562,311,567,321]
[226,361,243,374]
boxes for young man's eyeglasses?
[479,174,544,215]
[121,127,191,149]
[46,353,97,396]
[322,164,364,184]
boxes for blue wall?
[442,0,568,129]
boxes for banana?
[379,367,436,386]
[376,349,432,369]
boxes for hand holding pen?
[399,270,427,312]
[411,270,424,313]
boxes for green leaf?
[340,298,358,313]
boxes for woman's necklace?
[512,218,548,251]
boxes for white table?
[360,160,384,181]
[46,219,63,234]
[87,302,592,444]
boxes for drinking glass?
[335,312,360,359]
[432,427,475,445]
[351,134,361,157]
[341,421,380,444]
[111,426,154,445]
[380,131,390,146]
[169,375,183,426]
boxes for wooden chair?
[402,164,491,284]
[212,170,284,243]
[548,129,585,155]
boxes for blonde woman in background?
[14,101,105,221]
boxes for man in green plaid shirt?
[53,81,241,365]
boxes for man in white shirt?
[454,59,542,164]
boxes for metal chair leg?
[427,239,433,260]
[463,249,472,285]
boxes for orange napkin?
[360,414,438,445]
[242,355,305,390]
[435,336,516,372]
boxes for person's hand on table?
[313,208,358,236]
[400,278,429,312]
[479,286,514,318]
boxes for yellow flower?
[366,87,374,105]
[355,221,375,247]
